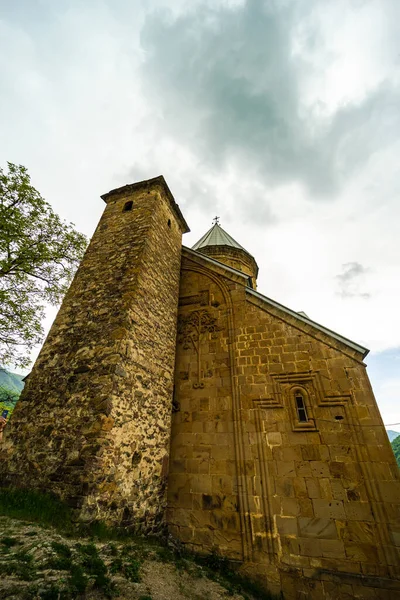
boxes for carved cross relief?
[177,309,221,388]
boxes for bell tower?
[0,176,189,532]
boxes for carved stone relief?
[177,309,221,388]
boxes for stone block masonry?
[0,177,189,533]
[168,248,400,598]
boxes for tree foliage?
[392,435,400,469]
[0,385,20,418]
[0,162,87,367]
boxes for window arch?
[288,385,317,431]
[294,390,308,423]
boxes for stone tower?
[0,176,189,531]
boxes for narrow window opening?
[168,219,171,228]
[123,200,133,212]
[295,392,308,423]
[247,277,254,289]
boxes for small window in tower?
[247,277,254,289]
[168,219,171,228]
[295,392,308,423]
[123,200,133,212]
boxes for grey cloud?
[336,262,371,299]
[139,0,400,198]
[124,161,223,214]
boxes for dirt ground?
[0,516,258,600]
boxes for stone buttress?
[0,176,189,532]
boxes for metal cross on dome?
[212,216,220,225]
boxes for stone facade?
[170,249,400,597]
[1,177,399,598]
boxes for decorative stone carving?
[177,309,220,388]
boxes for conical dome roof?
[192,222,249,253]
[191,220,259,286]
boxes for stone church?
[1,176,399,598]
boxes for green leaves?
[392,435,400,468]
[0,162,87,367]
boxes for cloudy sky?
[1,0,399,429]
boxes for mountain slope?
[387,429,400,442]
[0,369,24,393]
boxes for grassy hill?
[0,369,24,394]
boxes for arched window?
[295,391,308,423]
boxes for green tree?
[0,162,87,367]
[0,385,20,418]
[392,435,400,469]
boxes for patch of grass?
[0,487,74,531]
[0,555,37,581]
[0,487,134,543]
[79,542,98,557]
[38,584,69,600]
[47,555,72,571]
[108,543,119,557]
[138,596,153,600]
[14,548,34,563]
[123,557,141,582]
[69,563,88,595]
[109,557,123,574]
[176,549,281,600]
[0,487,157,552]
[15,561,36,581]
[47,541,73,570]
[78,541,116,596]
[0,535,19,548]
[87,520,131,542]
[156,546,174,562]
[51,541,72,558]
[108,546,141,583]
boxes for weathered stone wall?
[0,178,187,532]
[169,250,400,598]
